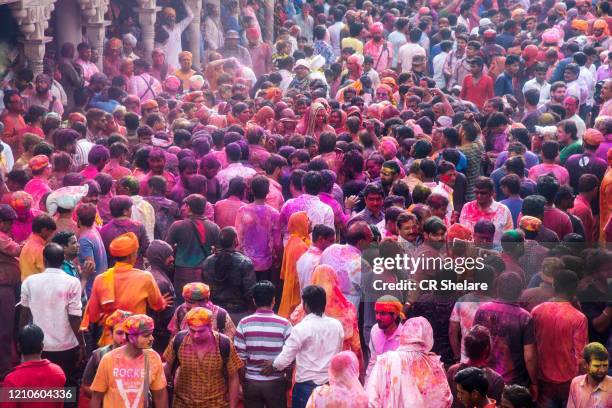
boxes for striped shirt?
[234,309,292,381]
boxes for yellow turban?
[184,307,212,328]
[109,232,139,257]
[105,310,132,330]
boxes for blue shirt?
[494,72,514,97]
[501,197,524,228]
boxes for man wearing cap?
[90,314,168,408]
[516,215,550,281]
[0,204,22,378]
[288,59,312,95]
[219,30,252,67]
[364,22,393,72]
[161,1,194,69]
[247,26,272,78]
[168,282,236,338]
[85,232,168,345]
[164,307,242,407]
[366,295,404,378]
[81,310,132,400]
[24,74,64,116]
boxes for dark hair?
[302,285,327,316]
[18,324,45,355]
[265,154,288,175]
[396,212,417,229]
[523,88,540,106]
[500,173,521,195]
[557,119,578,140]
[501,385,534,408]
[505,54,520,66]
[454,367,489,397]
[541,140,559,161]
[409,28,422,42]
[474,177,494,192]
[553,269,579,297]
[537,174,560,203]
[109,196,133,218]
[226,177,246,199]
[302,171,323,195]
[43,242,64,268]
[252,280,276,307]
[363,182,384,199]
[312,224,335,242]
[583,342,609,364]
[51,231,75,247]
[250,175,270,199]
[32,214,56,234]
[496,272,523,301]
[521,195,546,218]
[423,216,446,234]
[578,174,598,193]
[219,226,237,249]
[148,175,168,195]
[184,194,206,215]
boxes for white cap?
[294,59,310,70]
[479,18,492,27]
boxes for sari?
[290,265,364,373]
[366,317,452,408]
[295,102,335,140]
[306,351,368,408]
[278,211,310,317]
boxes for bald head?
[43,242,65,268]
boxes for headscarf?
[375,295,405,320]
[10,191,33,215]
[105,309,132,330]
[584,128,604,147]
[184,306,212,328]
[571,19,588,33]
[296,102,327,137]
[253,106,275,129]
[145,239,174,272]
[278,211,310,317]
[366,317,452,408]
[123,314,155,335]
[307,351,368,408]
[446,223,473,242]
[45,185,88,216]
[521,45,539,67]
[592,19,610,40]
[519,216,542,233]
[109,232,139,257]
[29,155,49,171]
[264,87,282,104]
[182,282,211,301]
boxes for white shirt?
[433,51,449,89]
[273,313,344,384]
[296,246,322,291]
[279,194,335,244]
[397,42,426,73]
[76,139,94,169]
[216,162,257,197]
[162,7,194,68]
[279,69,293,93]
[130,195,155,243]
[21,268,82,352]
[328,22,344,57]
[522,78,551,106]
[579,66,596,106]
[388,31,407,69]
[1,140,14,174]
[568,113,586,141]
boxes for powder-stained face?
[588,358,609,382]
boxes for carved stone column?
[185,0,202,70]
[263,0,274,44]
[11,1,56,76]
[78,0,110,70]
[136,0,159,64]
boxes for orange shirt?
[19,233,46,281]
[1,112,26,157]
[600,167,612,244]
[90,346,166,408]
[84,263,166,344]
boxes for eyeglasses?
[474,190,490,196]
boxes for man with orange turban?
[367,295,405,377]
[83,232,169,346]
[163,306,243,407]
[168,282,236,339]
[81,310,132,402]
[90,314,168,408]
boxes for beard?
[429,240,445,251]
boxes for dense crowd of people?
[0,0,612,407]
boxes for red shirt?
[543,206,573,241]
[459,74,494,109]
[2,359,66,408]
[570,195,595,243]
[532,301,588,383]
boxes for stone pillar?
[11,1,56,76]
[54,0,83,50]
[23,38,51,76]
[136,0,159,64]
[263,0,274,44]
[78,0,110,70]
[185,0,202,70]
